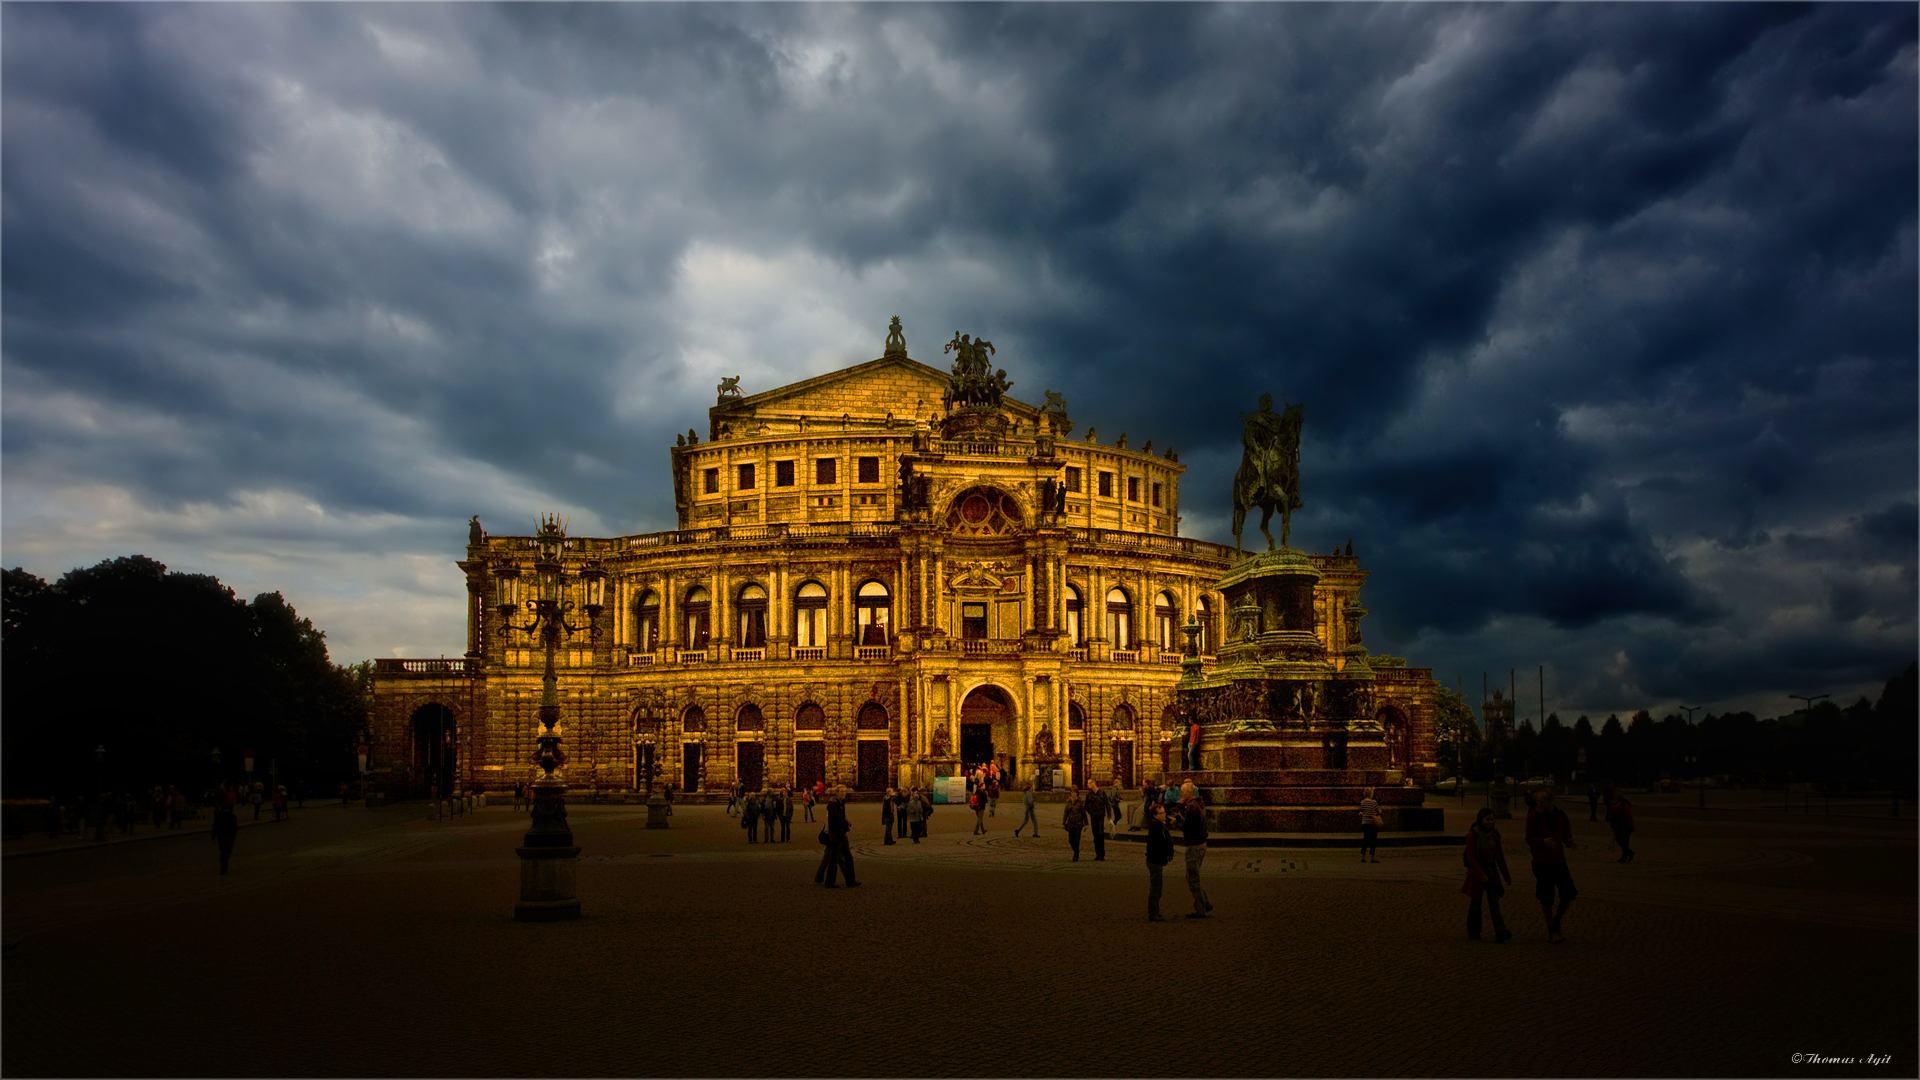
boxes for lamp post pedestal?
[645,787,671,829]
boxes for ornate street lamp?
[501,514,602,921]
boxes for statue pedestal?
[1030,754,1066,790]
[645,789,670,829]
[1176,549,1441,834]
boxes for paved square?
[4,794,1913,1077]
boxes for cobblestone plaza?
[3,792,1912,1077]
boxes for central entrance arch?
[959,684,1017,776]
[409,703,456,798]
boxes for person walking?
[803,786,816,822]
[779,787,792,841]
[727,780,742,817]
[881,787,897,844]
[339,780,350,807]
[1606,791,1636,863]
[1085,781,1108,861]
[742,791,760,843]
[1525,788,1578,943]
[1180,781,1213,918]
[1461,808,1513,942]
[1586,783,1601,822]
[1186,720,1202,771]
[1144,801,1173,922]
[1013,783,1040,837]
[250,785,263,821]
[1358,787,1382,863]
[970,784,988,835]
[212,803,239,874]
[1062,788,1087,861]
[987,778,1000,818]
[901,787,922,842]
[819,786,859,887]
[763,790,780,843]
[271,785,287,823]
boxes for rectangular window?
[703,468,719,494]
[816,458,836,485]
[1064,466,1082,492]
[1127,476,1139,502]
[775,460,795,487]
[1098,471,1113,497]
[961,603,988,640]
[738,463,756,490]
[1151,482,1162,508]
[857,456,880,483]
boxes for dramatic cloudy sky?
[5,3,1914,719]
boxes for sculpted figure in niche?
[1033,723,1056,757]
[930,723,953,758]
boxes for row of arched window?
[1062,587,1215,651]
[1065,702,1184,731]
[633,581,892,650]
[676,701,890,733]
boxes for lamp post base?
[513,897,582,922]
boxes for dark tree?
[2,557,366,798]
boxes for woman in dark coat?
[1461,807,1513,942]
[1062,789,1088,861]
[881,788,897,844]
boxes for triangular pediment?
[713,354,1041,424]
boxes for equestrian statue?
[1231,393,1304,551]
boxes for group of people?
[1460,786,1636,944]
[1059,781,1124,861]
[731,784,799,843]
[877,788,934,843]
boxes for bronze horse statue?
[1231,394,1303,551]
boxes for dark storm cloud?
[2,3,1912,708]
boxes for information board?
[932,776,968,804]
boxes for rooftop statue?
[884,315,907,356]
[717,375,743,400]
[941,332,1010,411]
[1231,393,1304,551]
[468,515,484,547]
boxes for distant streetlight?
[1680,705,1701,725]
[1788,693,1828,718]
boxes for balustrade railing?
[791,647,826,661]
[1111,650,1139,663]
[854,645,891,660]
[731,648,765,662]
[1067,648,1089,662]
[373,658,479,675]
[960,639,1025,657]
[677,650,708,664]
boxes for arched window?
[856,702,889,730]
[684,587,711,649]
[682,705,707,733]
[1106,587,1132,649]
[1064,584,1084,647]
[1155,591,1177,649]
[1068,702,1086,731]
[795,703,826,731]
[634,589,660,651]
[1197,595,1214,654]
[737,583,768,648]
[1112,703,1136,731]
[945,486,1024,537]
[794,581,828,648]
[856,581,891,646]
[737,703,764,732]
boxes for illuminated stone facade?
[368,322,1442,798]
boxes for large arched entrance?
[409,703,456,798]
[959,685,1016,776]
